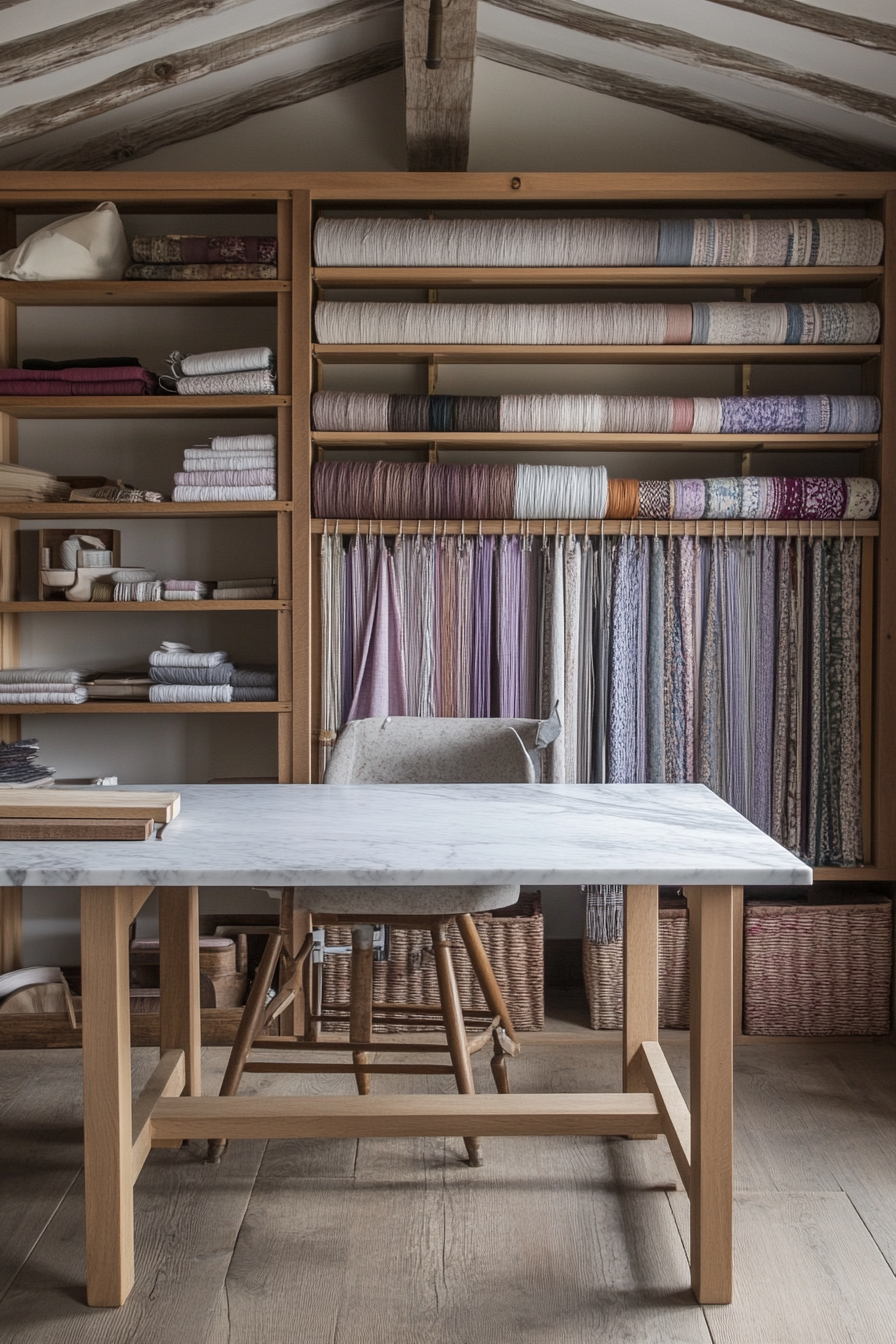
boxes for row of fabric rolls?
[311,392,881,436]
[311,462,879,522]
[319,529,861,868]
[314,301,880,347]
[313,216,884,268]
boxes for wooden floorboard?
[0,1041,892,1342]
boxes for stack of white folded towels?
[172,434,277,502]
[166,346,276,395]
[0,668,88,704]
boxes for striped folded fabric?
[314,301,880,346]
[313,216,884,268]
[149,643,228,668]
[172,486,277,501]
[174,471,276,487]
[311,392,881,435]
[148,684,233,703]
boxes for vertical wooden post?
[81,887,136,1307]
[860,535,875,864]
[158,887,202,1097]
[0,887,22,972]
[622,884,658,1093]
[874,192,895,868]
[349,923,375,1095]
[0,296,22,968]
[292,189,313,783]
[685,885,734,1305]
[280,889,312,1038]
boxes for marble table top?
[0,783,812,888]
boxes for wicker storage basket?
[583,905,690,1030]
[321,894,544,1032]
[743,899,892,1036]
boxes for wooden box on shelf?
[37,527,121,601]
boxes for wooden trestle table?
[0,783,812,1308]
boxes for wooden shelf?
[312,431,877,453]
[10,701,290,713]
[0,601,288,612]
[0,395,288,419]
[313,265,883,290]
[312,518,880,537]
[0,280,288,307]
[0,502,290,519]
[313,344,880,366]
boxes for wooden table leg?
[81,886,138,1307]
[685,884,734,1305]
[158,886,202,1097]
[623,885,658,1095]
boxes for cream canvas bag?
[0,201,129,281]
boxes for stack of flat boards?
[0,789,180,840]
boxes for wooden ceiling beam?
[488,0,896,126]
[8,44,403,172]
[405,0,478,171]
[0,0,400,151]
[0,0,254,87]
[705,0,896,57]
[477,35,896,172]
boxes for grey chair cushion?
[325,716,546,785]
[294,884,520,916]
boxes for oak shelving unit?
[0,171,892,1040]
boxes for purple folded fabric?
[0,366,157,396]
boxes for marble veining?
[0,784,812,888]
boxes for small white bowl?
[41,569,77,589]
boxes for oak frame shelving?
[0,170,892,1037]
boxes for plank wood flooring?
[0,1039,893,1344]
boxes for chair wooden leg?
[207,928,283,1162]
[350,924,375,1096]
[432,920,482,1167]
[455,912,518,1043]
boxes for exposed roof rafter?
[0,0,255,88]
[405,0,478,171]
[705,0,896,57]
[476,34,896,172]
[0,0,400,151]
[8,43,404,171]
[487,0,896,126]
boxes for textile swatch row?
[126,233,277,280]
[161,348,276,396]
[312,462,880,522]
[172,434,277,502]
[314,302,879,346]
[312,392,881,436]
[319,532,862,867]
[313,216,884,268]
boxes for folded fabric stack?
[127,234,277,280]
[312,460,880,521]
[0,668,88,704]
[163,580,208,601]
[107,568,162,602]
[214,578,276,600]
[163,347,276,396]
[0,461,70,503]
[0,357,157,396]
[148,643,234,702]
[315,301,880,346]
[0,738,55,788]
[312,391,882,435]
[69,482,164,503]
[314,215,884,267]
[172,433,277,502]
[84,673,152,700]
[230,665,277,701]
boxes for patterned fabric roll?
[740,477,763,519]
[703,478,742,518]
[801,477,848,520]
[638,480,673,519]
[844,477,880,519]
[671,479,705,519]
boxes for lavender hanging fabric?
[751,537,777,833]
[563,535,581,781]
[591,535,615,782]
[520,535,540,718]
[539,538,566,783]
[454,537,474,718]
[771,537,805,853]
[698,537,726,799]
[663,536,686,782]
[319,533,344,779]
[577,537,595,784]
[346,539,407,720]
[608,535,647,782]
[646,535,666,782]
[496,534,522,716]
[471,535,495,716]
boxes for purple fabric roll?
[779,478,804,519]
[672,479,705,519]
[801,477,848,520]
